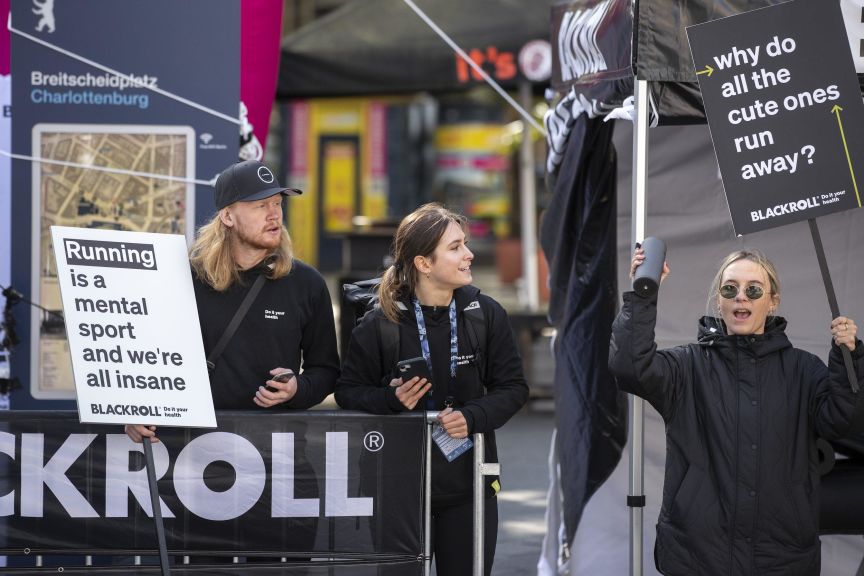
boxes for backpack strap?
[374,301,407,382]
[207,273,266,372]
[457,287,487,384]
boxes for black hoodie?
[609,291,864,576]
[193,259,340,410]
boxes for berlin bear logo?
[32,0,56,34]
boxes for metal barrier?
[423,411,498,576]
[14,411,498,574]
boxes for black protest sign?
[687,0,864,235]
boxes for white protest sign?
[51,226,215,427]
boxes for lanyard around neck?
[412,297,458,409]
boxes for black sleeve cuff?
[385,386,404,412]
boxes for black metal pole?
[808,218,858,393]
[143,440,172,575]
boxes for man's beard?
[233,225,281,251]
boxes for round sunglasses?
[719,284,766,300]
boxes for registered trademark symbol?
[364,431,384,452]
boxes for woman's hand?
[437,407,468,439]
[124,424,159,443]
[630,246,670,283]
[391,376,431,410]
[831,316,858,352]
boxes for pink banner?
[289,102,310,174]
[367,103,387,177]
[0,0,10,75]
[241,0,283,149]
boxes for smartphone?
[396,357,432,384]
[266,369,294,392]
[272,370,294,383]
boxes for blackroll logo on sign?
[0,431,370,520]
[51,226,215,428]
[687,0,864,235]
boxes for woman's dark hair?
[378,203,467,322]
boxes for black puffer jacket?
[609,292,864,576]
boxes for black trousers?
[431,496,498,576]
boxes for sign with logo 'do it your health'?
[687,0,864,236]
[51,226,215,428]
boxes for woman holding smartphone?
[335,203,529,576]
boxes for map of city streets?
[32,126,195,398]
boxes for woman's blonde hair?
[378,203,467,322]
[189,210,293,291]
[706,248,780,322]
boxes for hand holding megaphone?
[631,237,669,297]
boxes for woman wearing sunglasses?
[609,247,864,576]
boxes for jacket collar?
[453,285,481,312]
[697,315,791,356]
[399,285,481,314]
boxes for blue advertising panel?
[9,0,239,407]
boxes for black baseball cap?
[214,160,302,209]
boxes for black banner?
[0,411,426,558]
[540,115,627,546]
[0,560,424,575]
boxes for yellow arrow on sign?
[696,65,714,77]
[832,104,862,208]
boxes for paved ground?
[487,406,555,576]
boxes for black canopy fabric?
[278,0,554,98]
[540,114,627,547]
[634,0,788,82]
[550,0,863,123]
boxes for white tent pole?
[519,82,540,311]
[629,78,650,576]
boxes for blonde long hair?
[189,210,294,291]
[378,203,467,322]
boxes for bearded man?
[126,159,340,444]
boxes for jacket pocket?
[669,467,705,530]
[786,483,818,548]
[655,522,698,575]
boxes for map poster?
[31,125,195,398]
[10,0,239,404]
